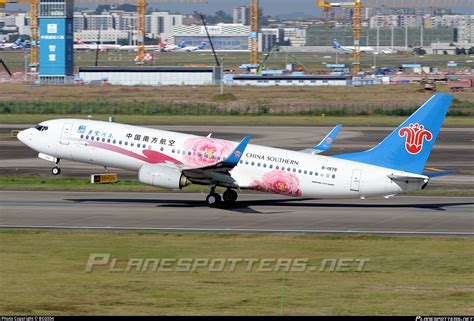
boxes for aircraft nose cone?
[17,129,26,143]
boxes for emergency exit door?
[350,169,362,192]
[60,123,73,145]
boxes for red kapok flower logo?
[398,123,433,155]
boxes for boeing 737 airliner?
[17,94,454,207]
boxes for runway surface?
[1,124,473,189]
[1,191,473,236]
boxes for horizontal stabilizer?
[422,169,458,178]
[387,173,429,182]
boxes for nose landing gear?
[51,159,61,175]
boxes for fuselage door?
[350,169,362,192]
[60,123,73,145]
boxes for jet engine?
[138,164,190,190]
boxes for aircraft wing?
[300,125,341,155]
[179,136,251,188]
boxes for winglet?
[313,124,341,153]
[222,136,251,167]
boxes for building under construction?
[306,25,456,47]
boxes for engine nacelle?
[138,164,190,190]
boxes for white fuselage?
[18,119,426,198]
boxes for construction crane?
[249,0,259,65]
[1,0,208,70]
[77,0,208,65]
[136,0,208,64]
[317,0,363,73]
[0,0,37,72]
[29,0,38,72]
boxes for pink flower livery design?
[183,137,235,166]
[250,170,302,197]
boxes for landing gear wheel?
[223,189,238,205]
[52,167,61,175]
[206,193,221,207]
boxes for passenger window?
[304,170,307,174]
[257,163,261,167]
[251,162,255,166]
[160,147,164,152]
[298,169,302,173]
[332,174,336,179]
[119,141,122,145]
[125,141,128,146]
[293,168,296,172]
[102,138,105,142]
[309,171,313,175]
[107,139,110,143]
[131,142,134,147]
[113,140,116,144]
[80,135,84,139]
[86,135,89,140]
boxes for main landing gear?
[206,187,238,207]
[51,159,61,176]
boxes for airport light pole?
[220,58,224,95]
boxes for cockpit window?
[34,125,48,131]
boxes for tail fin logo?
[398,123,433,154]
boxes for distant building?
[233,6,250,25]
[87,14,115,30]
[369,14,423,28]
[283,28,306,46]
[74,29,129,43]
[70,11,184,40]
[147,12,183,39]
[74,13,87,32]
[14,13,30,35]
[306,25,456,47]
[172,23,254,51]
[428,15,474,43]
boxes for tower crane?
[317,0,363,73]
[249,0,259,65]
[317,0,472,74]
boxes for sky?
[125,0,472,16]
[5,0,473,16]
